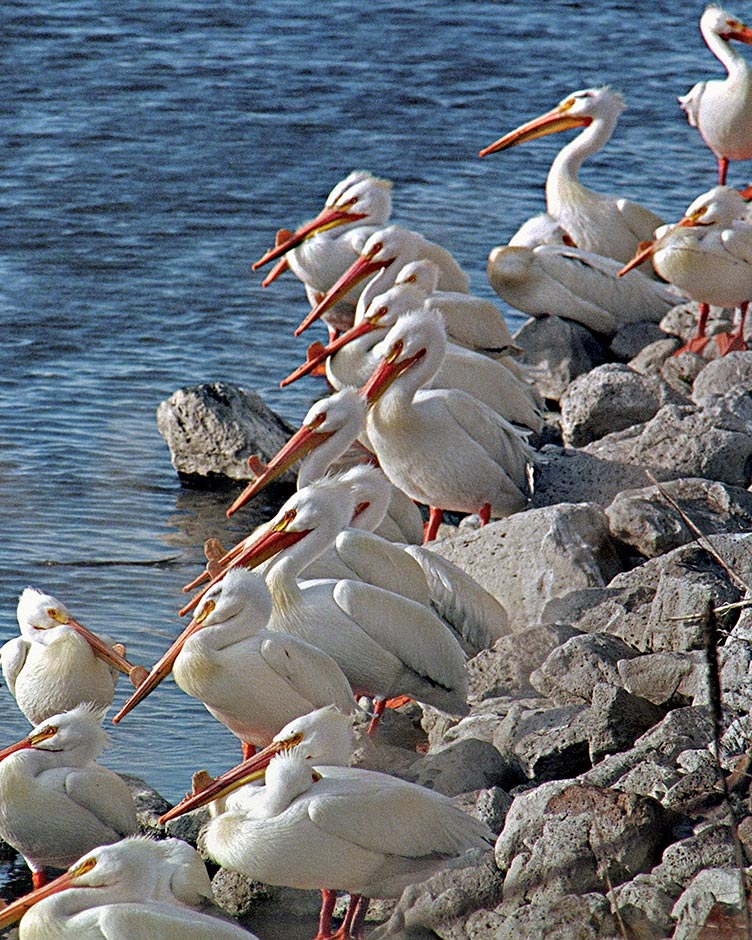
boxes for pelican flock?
[6,8,752,940]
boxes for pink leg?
[330,894,364,939]
[718,156,729,186]
[479,503,491,526]
[672,302,711,356]
[348,896,370,940]
[314,889,338,939]
[32,870,47,890]
[423,506,444,543]
[715,302,748,355]
[241,742,257,761]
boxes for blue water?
[0,0,735,815]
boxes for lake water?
[0,0,741,928]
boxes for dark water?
[0,0,738,927]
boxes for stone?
[513,315,609,401]
[482,892,619,940]
[493,702,592,782]
[671,867,751,940]
[629,337,683,377]
[156,381,295,485]
[586,683,665,763]
[428,503,624,629]
[692,350,752,406]
[559,363,663,447]
[618,652,709,708]
[530,634,639,704]
[615,873,678,940]
[610,321,668,362]
[402,737,513,796]
[605,478,752,559]
[660,301,734,346]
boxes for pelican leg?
[366,698,386,736]
[718,156,729,186]
[479,503,491,527]
[31,870,47,890]
[313,888,338,939]
[329,893,366,939]
[714,302,748,355]
[672,302,711,356]
[423,506,444,543]
[241,742,257,761]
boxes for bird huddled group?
[4,5,752,938]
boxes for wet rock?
[559,363,665,447]
[513,316,608,401]
[428,503,624,629]
[121,773,173,834]
[605,477,752,559]
[156,381,295,485]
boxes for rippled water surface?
[0,0,739,926]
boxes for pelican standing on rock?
[362,308,536,541]
[679,5,752,185]
[619,185,752,354]
[112,567,357,759]
[159,707,494,940]
[479,86,664,265]
[2,587,144,725]
[0,704,138,888]
[181,476,470,731]
[0,836,260,940]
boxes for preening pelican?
[160,707,493,940]
[1,587,144,725]
[0,704,137,888]
[251,170,394,334]
[294,224,471,336]
[225,387,424,543]
[679,5,752,184]
[283,267,544,433]
[619,185,752,354]
[487,217,680,335]
[479,86,664,265]
[112,567,357,758]
[362,309,536,541]
[182,477,469,724]
[0,837,259,940]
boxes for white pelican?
[679,6,752,184]
[479,86,664,265]
[225,386,424,543]
[283,267,544,433]
[361,308,536,541]
[294,224,471,336]
[159,706,493,940]
[1,587,145,725]
[0,837,259,939]
[0,704,138,888]
[112,567,357,759]
[486,215,681,335]
[619,185,752,354]
[251,170,394,335]
[181,476,469,728]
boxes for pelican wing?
[721,226,752,264]
[1,637,28,696]
[332,579,466,695]
[426,294,516,354]
[258,633,355,711]
[332,530,430,605]
[404,545,509,653]
[614,197,664,244]
[307,774,492,859]
[96,902,257,939]
[64,768,138,838]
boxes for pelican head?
[0,703,107,763]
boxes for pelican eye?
[367,241,383,259]
[284,731,305,749]
[47,607,69,625]
[369,304,389,323]
[32,724,58,745]
[274,508,297,531]
[196,598,216,624]
[73,856,98,877]
[306,411,327,431]
[561,97,575,112]
[386,339,404,364]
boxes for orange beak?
[360,345,426,405]
[479,104,591,158]
[0,857,98,929]
[252,207,368,271]
[280,319,380,387]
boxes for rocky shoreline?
[5,300,752,939]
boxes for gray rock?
[610,321,668,362]
[530,634,639,704]
[428,503,624,629]
[403,737,513,796]
[493,702,592,781]
[156,381,295,485]
[559,363,664,447]
[618,652,709,707]
[121,773,173,834]
[480,892,619,940]
[615,872,678,940]
[586,683,665,764]
[660,301,733,346]
[629,337,683,377]
[692,350,752,406]
[513,316,608,401]
[605,477,752,559]
[583,402,752,489]
[671,867,750,940]
[660,350,709,398]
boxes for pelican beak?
[57,613,140,679]
[178,515,311,617]
[479,102,591,157]
[0,857,98,929]
[0,723,58,761]
[159,732,304,824]
[225,413,335,517]
[722,19,752,44]
[252,207,368,271]
[294,250,396,337]
[617,238,658,277]
[280,319,379,387]
[360,343,426,405]
[111,599,217,724]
